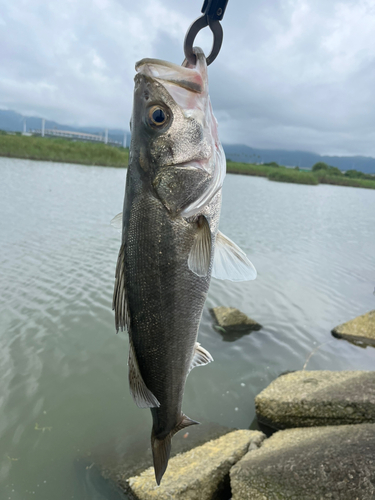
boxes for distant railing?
[30,128,123,147]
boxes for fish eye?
[148,106,168,128]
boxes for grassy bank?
[227,161,318,185]
[1,132,375,189]
[313,171,375,189]
[0,133,129,167]
[227,160,375,189]
[268,169,319,185]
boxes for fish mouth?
[135,58,204,94]
[162,158,211,175]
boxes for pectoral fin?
[212,231,257,281]
[188,215,212,277]
[188,342,213,374]
[128,339,160,409]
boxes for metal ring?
[183,15,223,66]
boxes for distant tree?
[312,162,329,172]
[345,169,364,179]
[327,166,342,176]
[294,166,300,171]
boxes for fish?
[112,47,256,485]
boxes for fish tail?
[151,431,172,486]
[151,414,199,485]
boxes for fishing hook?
[183,0,229,66]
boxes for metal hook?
[183,14,223,67]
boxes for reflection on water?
[1,157,374,499]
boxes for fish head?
[130,49,226,217]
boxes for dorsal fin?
[112,243,130,332]
[128,339,160,409]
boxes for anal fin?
[188,342,214,374]
[128,340,160,408]
[172,414,199,435]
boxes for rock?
[127,430,265,500]
[332,310,375,347]
[230,423,375,500]
[210,307,262,341]
[255,370,375,429]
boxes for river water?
[1,157,374,499]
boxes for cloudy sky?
[1,0,375,156]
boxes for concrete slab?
[256,370,375,429]
[127,430,265,500]
[332,310,375,347]
[231,423,375,500]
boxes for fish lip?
[135,73,201,96]
[135,58,183,72]
[163,159,209,171]
[135,58,203,93]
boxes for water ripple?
[0,158,375,499]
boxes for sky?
[1,0,375,156]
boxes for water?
[1,157,374,499]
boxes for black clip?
[183,0,228,66]
[201,0,229,21]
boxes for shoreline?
[1,133,375,189]
[0,151,127,168]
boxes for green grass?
[268,169,319,185]
[0,133,129,167]
[227,161,280,177]
[314,172,375,189]
[227,161,318,185]
[227,159,375,189]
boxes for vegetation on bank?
[227,160,375,189]
[1,132,375,189]
[268,169,319,185]
[0,132,129,167]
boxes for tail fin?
[151,432,172,486]
[151,414,199,485]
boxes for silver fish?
[112,48,256,484]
